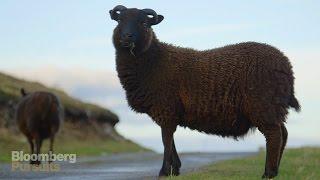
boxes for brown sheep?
[109,5,300,179]
[15,88,63,164]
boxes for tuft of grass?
[168,147,320,180]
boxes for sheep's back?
[171,42,294,127]
[16,92,62,138]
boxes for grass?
[0,122,149,163]
[0,72,149,163]
[168,147,320,180]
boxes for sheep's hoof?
[30,160,41,165]
[262,169,278,179]
[158,166,180,177]
[158,168,168,177]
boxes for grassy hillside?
[169,147,320,180]
[0,72,117,123]
[0,122,147,162]
[0,72,148,162]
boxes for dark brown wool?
[110,5,300,178]
[117,38,301,130]
[16,88,63,164]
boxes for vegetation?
[0,123,147,162]
[168,147,320,180]
[0,72,149,163]
[0,72,115,117]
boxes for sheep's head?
[109,5,164,56]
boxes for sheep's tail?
[289,94,301,112]
[20,88,27,97]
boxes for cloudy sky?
[1,0,319,152]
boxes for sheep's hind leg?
[48,135,55,163]
[278,123,287,167]
[32,136,43,165]
[172,139,181,174]
[159,126,179,177]
[259,123,282,179]
[27,135,35,164]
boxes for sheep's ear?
[153,15,164,25]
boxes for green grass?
[0,139,146,163]
[0,125,149,163]
[0,72,149,163]
[168,147,320,180]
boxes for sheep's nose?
[122,33,134,40]
[125,33,133,38]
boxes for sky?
[0,0,319,152]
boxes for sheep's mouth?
[120,40,134,47]
[120,41,136,56]
[120,41,130,47]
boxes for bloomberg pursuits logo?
[11,151,77,172]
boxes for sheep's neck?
[115,39,162,113]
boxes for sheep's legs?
[278,123,287,166]
[259,124,282,179]
[48,136,54,163]
[27,136,34,155]
[172,139,181,169]
[33,136,43,165]
[159,126,179,176]
[27,136,35,164]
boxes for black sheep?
[109,5,300,179]
[15,88,63,164]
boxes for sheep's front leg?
[259,124,282,179]
[159,125,179,176]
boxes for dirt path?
[0,152,254,180]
